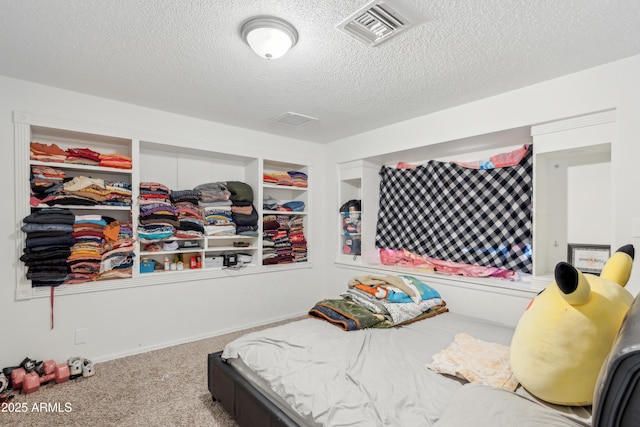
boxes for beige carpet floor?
[2,317,302,427]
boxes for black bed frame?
[207,351,299,427]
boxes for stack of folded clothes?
[20,208,75,287]
[138,182,177,241]
[31,173,132,208]
[98,153,132,169]
[274,215,293,264]
[195,182,236,237]
[67,214,106,283]
[102,181,132,206]
[202,205,235,236]
[227,181,258,237]
[288,171,308,188]
[263,171,293,186]
[30,165,66,206]
[171,189,205,238]
[98,219,135,280]
[262,215,279,265]
[30,142,68,163]
[66,147,101,166]
[289,215,308,262]
[263,195,281,211]
[261,214,308,265]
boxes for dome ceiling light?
[240,16,298,60]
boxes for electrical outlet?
[75,328,88,345]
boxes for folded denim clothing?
[282,200,305,212]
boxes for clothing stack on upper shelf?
[30,141,132,169]
[263,170,308,188]
[30,165,132,208]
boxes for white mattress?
[222,311,518,426]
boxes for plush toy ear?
[599,244,635,287]
[555,262,591,305]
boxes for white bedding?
[222,311,592,426]
[222,312,515,426]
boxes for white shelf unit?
[15,111,137,300]
[336,160,380,265]
[14,111,312,300]
[139,235,259,275]
[138,141,261,273]
[262,159,310,265]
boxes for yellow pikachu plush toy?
[510,244,635,406]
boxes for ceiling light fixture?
[240,16,298,60]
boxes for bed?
[207,290,640,426]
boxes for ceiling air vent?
[272,112,318,127]
[337,0,412,46]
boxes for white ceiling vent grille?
[337,0,412,46]
[272,112,318,127]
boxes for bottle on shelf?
[164,257,170,271]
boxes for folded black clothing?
[236,225,259,233]
[20,249,71,262]
[25,230,73,239]
[44,195,97,206]
[232,208,258,226]
[23,258,70,267]
[24,244,74,253]
[27,267,70,280]
[177,221,205,233]
[170,189,200,204]
[23,208,75,224]
[25,234,75,249]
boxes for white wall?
[325,54,640,325]
[5,54,640,365]
[567,162,612,244]
[0,76,328,367]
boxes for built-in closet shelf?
[29,160,133,175]
[140,264,258,276]
[263,210,307,216]
[140,249,203,256]
[34,204,131,211]
[262,183,308,191]
[207,236,255,240]
[205,246,259,252]
[15,111,313,300]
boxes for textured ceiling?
[2,0,640,143]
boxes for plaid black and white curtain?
[375,147,533,273]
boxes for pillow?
[426,332,519,391]
[434,384,589,427]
